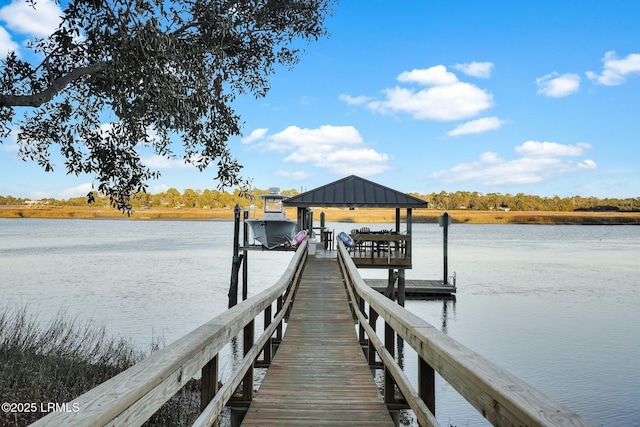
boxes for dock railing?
[337,240,595,427]
[351,232,411,267]
[31,240,308,427]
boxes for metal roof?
[283,175,427,208]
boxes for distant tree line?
[1,188,639,212]
[411,191,640,212]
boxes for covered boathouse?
[283,174,427,269]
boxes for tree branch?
[0,61,108,107]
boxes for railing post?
[384,321,395,404]
[263,304,272,364]
[358,296,366,343]
[368,306,378,365]
[418,355,436,417]
[242,320,255,401]
[201,355,218,412]
[276,294,283,341]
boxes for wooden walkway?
[240,256,395,426]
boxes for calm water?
[1,218,638,426]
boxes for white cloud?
[536,72,581,97]
[151,184,171,193]
[143,154,195,170]
[398,65,459,86]
[0,130,18,152]
[259,125,363,153]
[0,0,62,38]
[0,26,19,57]
[586,51,640,86]
[241,128,269,144]
[453,62,494,78]
[365,65,494,121]
[338,94,373,105]
[243,125,392,177]
[432,140,596,185]
[59,182,93,199]
[369,82,493,121]
[578,159,597,169]
[514,141,591,157]
[447,116,506,136]
[0,142,18,153]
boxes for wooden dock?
[365,278,456,297]
[240,256,395,426]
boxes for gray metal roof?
[283,175,427,208]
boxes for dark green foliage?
[0,0,335,212]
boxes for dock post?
[242,209,249,301]
[440,212,450,285]
[228,204,242,308]
[397,269,405,307]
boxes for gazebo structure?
[229,175,453,308]
[283,175,427,270]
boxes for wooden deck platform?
[240,256,395,427]
[365,279,456,297]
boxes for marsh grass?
[0,305,201,426]
[2,205,639,224]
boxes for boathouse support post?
[242,210,249,301]
[385,269,396,299]
[406,208,413,261]
[397,269,406,307]
[307,209,314,237]
[228,204,242,308]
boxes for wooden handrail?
[337,241,595,427]
[31,240,308,427]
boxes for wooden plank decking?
[366,278,457,297]
[240,256,395,426]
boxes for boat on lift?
[246,188,298,249]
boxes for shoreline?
[1,206,639,225]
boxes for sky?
[1,0,640,200]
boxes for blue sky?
[1,0,640,200]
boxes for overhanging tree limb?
[1,0,336,212]
[0,62,108,107]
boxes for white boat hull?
[246,219,297,249]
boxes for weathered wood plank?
[366,278,456,296]
[240,256,394,427]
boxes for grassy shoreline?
[0,305,201,426]
[1,205,639,224]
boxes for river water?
[1,218,638,426]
